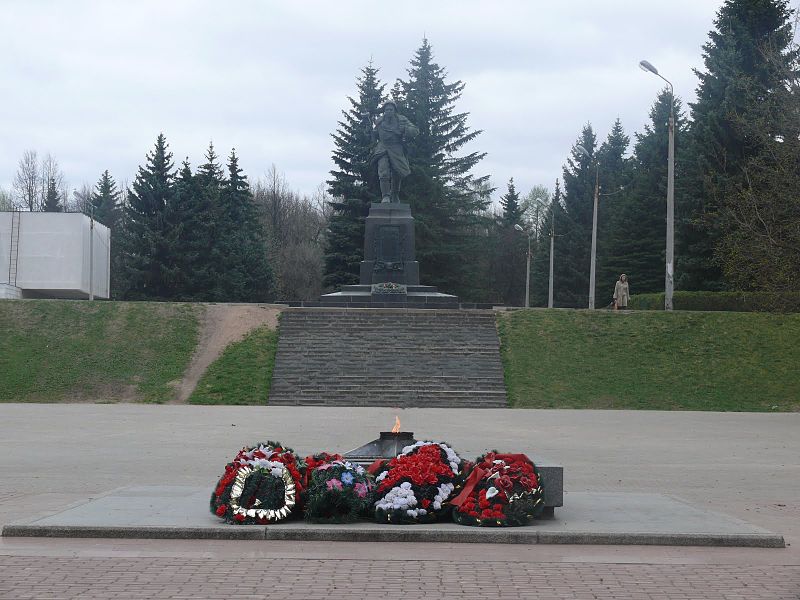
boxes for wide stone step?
[269,308,507,409]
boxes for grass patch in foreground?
[0,300,200,403]
[188,325,278,405]
[498,309,800,411]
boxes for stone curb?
[2,524,785,548]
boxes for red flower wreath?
[451,452,544,527]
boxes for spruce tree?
[559,125,598,307]
[190,142,226,299]
[167,159,205,299]
[685,0,798,289]
[42,177,62,212]
[324,61,385,290]
[217,149,273,301]
[120,133,176,299]
[492,179,527,305]
[394,38,491,297]
[499,178,524,226]
[90,170,121,228]
[607,92,690,295]
[89,169,123,299]
[594,119,632,301]
[530,180,563,307]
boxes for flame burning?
[391,415,401,434]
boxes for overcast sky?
[1,1,729,206]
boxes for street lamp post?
[514,223,532,308]
[547,219,554,309]
[639,59,675,311]
[576,144,600,309]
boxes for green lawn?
[188,325,278,405]
[497,309,800,411]
[0,300,200,403]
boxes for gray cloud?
[0,0,722,205]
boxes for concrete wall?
[0,212,110,299]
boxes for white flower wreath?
[228,464,296,522]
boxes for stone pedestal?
[318,202,462,307]
[359,203,419,285]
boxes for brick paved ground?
[1,554,798,599]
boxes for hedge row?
[629,291,800,313]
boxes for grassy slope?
[0,300,199,403]
[188,325,278,405]
[498,310,800,411]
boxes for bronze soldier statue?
[367,101,419,203]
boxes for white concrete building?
[0,212,110,299]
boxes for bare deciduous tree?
[0,186,14,211]
[13,150,40,211]
[253,167,330,300]
[39,154,65,210]
[69,183,93,214]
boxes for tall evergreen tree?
[42,176,62,212]
[216,149,273,301]
[90,170,121,228]
[499,178,524,226]
[393,38,491,298]
[594,119,632,301]
[559,125,598,307]
[684,0,798,289]
[190,142,226,298]
[530,180,563,307]
[167,159,205,299]
[120,133,176,299]
[717,41,800,290]
[324,61,385,290]
[607,92,690,296]
[492,179,528,305]
[90,169,123,299]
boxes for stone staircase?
[269,308,507,408]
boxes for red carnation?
[233,513,245,523]
[215,505,227,517]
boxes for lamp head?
[514,223,524,232]
[639,60,658,75]
[575,144,590,158]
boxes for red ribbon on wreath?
[449,466,485,508]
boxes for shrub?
[629,291,800,313]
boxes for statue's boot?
[379,177,392,203]
[391,177,402,203]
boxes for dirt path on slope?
[172,303,283,403]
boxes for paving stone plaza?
[1,404,798,598]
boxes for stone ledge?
[2,489,784,548]
[2,524,783,548]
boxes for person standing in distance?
[613,274,630,310]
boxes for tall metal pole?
[665,100,675,311]
[639,60,675,311]
[524,234,531,309]
[548,223,554,309]
[589,164,599,309]
[89,211,94,301]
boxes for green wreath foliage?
[303,460,375,524]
